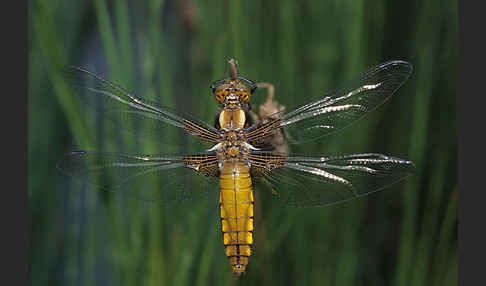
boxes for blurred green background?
[29,0,457,285]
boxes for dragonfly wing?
[64,67,221,151]
[249,151,415,207]
[245,61,412,144]
[57,150,220,204]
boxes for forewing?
[249,151,415,207]
[57,151,220,204]
[64,67,221,151]
[245,61,413,144]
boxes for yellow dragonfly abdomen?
[219,161,254,275]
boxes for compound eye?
[215,91,225,103]
[239,91,250,102]
[235,90,248,101]
[215,89,230,103]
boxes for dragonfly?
[58,59,415,276]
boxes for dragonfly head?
[210,59,257,109]
[210,78,257,109]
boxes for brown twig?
[228,58,238,79]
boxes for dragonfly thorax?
[221,131,249,159]
[219,109,247,130]
[208,130,257,164]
